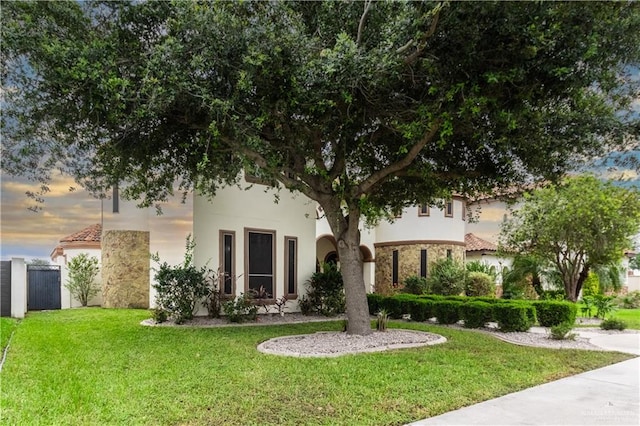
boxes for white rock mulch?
[257,329,447,358]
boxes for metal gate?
[27,265,61,310]
[0,261,11,316]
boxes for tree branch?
[356,0,373,46]
[354,120,441,197]
[402,2,443,65]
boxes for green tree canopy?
[500,175,640,301]
[3,1,640,333]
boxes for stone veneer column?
[374,243,465,294]
[102,230,150,308]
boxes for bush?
[615,291,640,309]
[465,271,496,297]
[428,258,466,296]
[493,303,536,332]
[407,299,434,322]
[549,322,576,340]
[402,275,429,295]
[533,301,577,327]
[376,310,389,331]
[600,318,627,331]
[152,236,209,324]
[433,300,462,324]
[300,263,345,316]
[367,293,384,315]
[380,294,416,319]
[223,294,258,323]
[65,253,100,306]
[593,294,617,319]
[581,272,600,298]
[540,290,566,301]
[150,308,168,324]
[460,301,493,328]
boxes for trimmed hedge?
[367,293,384,315]
[493,303,536,332]
[407,299,434,322]
[533,301,577,327]
[460,301,493,328]
[433,300,463,324]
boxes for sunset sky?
[0,171,193,263]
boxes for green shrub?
[402,275,429,295]
[152,236,209,324]
[65,253,100,306]
[540,290,566,301]
[460,301,493,328]
[367,293,384,315]
[407,299,434,322]
[549,322,576,340]
[433,300,462,324]
[150,308,168,324]
[593,294,617,319]
[380,294,416,319]
[465,271,496,297]
[614,291,640,309]
[376,310,389,331]
[533,301,577,327]
[223,294,258,323]
[465,260,497,278]
[493,303,535,332]
[302,262,345,316]
[428,258,466,296]
[581,272,600,298]
[600,318,627,331]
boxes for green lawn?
[0,317,19,355]
[0,309,631,426]
[610,309,640,329]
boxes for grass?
[0,309,632,426]
[0,317,19,355]
[609,308,640,329]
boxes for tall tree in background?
[500,176,640,302]
[3,1,639,334]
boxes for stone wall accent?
[374,242,465,295]
[102,230,150,309]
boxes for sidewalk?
[408,331,640,426]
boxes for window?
[420,249,428,278]
[418,204,430,216]
[392,249,399,285]
[445,200,453,217]
[112,184,119,214]
[462,202,466,221]
[284,236,297,297]
[245,229,275,299]
[446,249,452,259]
[244,165,276,186]
[219,231,235,296]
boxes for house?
[51,223,103,308]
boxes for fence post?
[10,258,27,318]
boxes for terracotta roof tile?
[465,233,497,252]
[60,223,102,243]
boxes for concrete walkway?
[409,330,640,426]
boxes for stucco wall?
[101,230,150,309]
[193,179,316,314]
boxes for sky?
[0,172,193,263]
[1,156,639,264]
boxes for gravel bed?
[257,330,446,357]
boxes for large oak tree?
[3,1,639,334]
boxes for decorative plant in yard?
[223,293,258,323]
[299,262,345,316]
[152,235,209,324]
[274,296,288,317]
[65,253,100,306]
[401,275,429,295]
[593,294,617,320]
[427,258,466,296]
[376,309,389,332]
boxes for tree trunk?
[323,201,372,335]
[574,264,590,302]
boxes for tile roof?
[465,233,498,252]
[60,223,102,243]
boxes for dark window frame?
[420,249,428,278]
[219,230,235,296]
[284,236,298,299]
[392,249,399,285]
[418,204,430,217]
[244,228,276,302]
[445,200,453,218]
